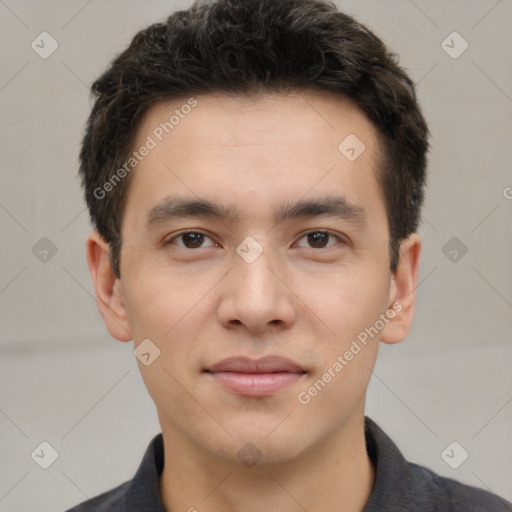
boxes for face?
[88,90,420,465]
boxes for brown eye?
[295,231,341,249]
[181,233,205,248]
[166,231,216,249]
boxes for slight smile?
[203,356,308,397]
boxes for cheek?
[122,261,220,370]
[295,265,389,342]
[123,271,207,407]
[121,263,190,344]
[296,275,385,422]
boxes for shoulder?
[363,417,512,512]
[63,432,165,511]
[64,480,129,512]
[408,461,512,511]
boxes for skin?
[86,90,421,512]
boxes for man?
[68,0,512,510]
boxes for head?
[83,0,428,466]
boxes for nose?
[217,242,297,334]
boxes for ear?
[380,233,421,345]
[86,231,132,342]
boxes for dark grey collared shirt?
[65,416,512,511]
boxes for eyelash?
[164,230,345,250]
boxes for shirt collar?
[119,416,412,511]
[121,430,166,510]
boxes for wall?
[0,1,511,510]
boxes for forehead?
[122,90,387,234]
[138,90,380,150]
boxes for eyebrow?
[145,195,367,230]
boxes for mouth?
[203,356,307,397]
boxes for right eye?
[164,231,219,249]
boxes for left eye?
[295,231,341,249]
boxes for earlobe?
[380,233,421,345]
[86,231,132,342]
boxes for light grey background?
[1,0,511,510]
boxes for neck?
[159,415,375,512]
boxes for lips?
[204,356,306,396]
[206,356,305,374]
